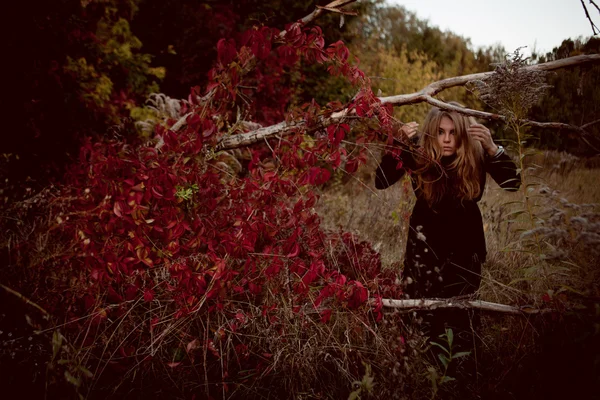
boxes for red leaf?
[186,339,200,353]
[307,167,331,186]
[345,158,358,174]
[320,309,332,324]
[286,242,300,258]
[327,123,350,146]
[143,289,154,302]
[151,186,163,199]
[113,201,124,217]
[216,38,237,65]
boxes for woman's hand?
[400,121,419,139]
[468,123,498,156]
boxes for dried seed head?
[468,48,552,120]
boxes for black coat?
[375,146,520,298]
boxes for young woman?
[376,104,521,300]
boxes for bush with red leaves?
[4,15,408,398]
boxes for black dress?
[375,145,520,299]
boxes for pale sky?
[389,0,595,56]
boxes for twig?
[295,0,357,29]
[374,297,553,315]
[0,283,51,318]
[581,118,600,129]
[581,0,599,35]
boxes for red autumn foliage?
[6,13,409,396]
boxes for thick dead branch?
[216,110,351,151]
[376,297,552,315]
[210,54,600,150]
[379,54,600,105]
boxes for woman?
[376,104,520,300]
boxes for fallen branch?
[379,54,600,106]
[375,297,553,315]
[209,54,600,151]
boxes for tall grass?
[317,147,600,398]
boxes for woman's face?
[437,116,457,156]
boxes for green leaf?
[427,366,438,391]
[452,351,471,359]
[430,341,450,355]
[438,353,449,368]
[64,371,81,387]
[508,277,537,285]
[79,366,94,378]
[500,200,526,206]
[558,285,585,296]
[52,330,63,360]
[446,328,453,348]
[505,209,527,219]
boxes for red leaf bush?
[3,16,411,398]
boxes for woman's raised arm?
[375,122,419,190]
[486,150,522,191]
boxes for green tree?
[348,4,506,123]
[3,0,163,194]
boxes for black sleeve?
[375,152,407,189]
[375,137,420,189]
[485,151,521,191]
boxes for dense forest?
[1,0,599,399]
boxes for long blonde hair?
[415,103,484,206]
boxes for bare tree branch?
[278,0,357,40]
[423,96,594,133]
[581,118,600,129]
[210,54,600,151]
[378,54,600,105]
[375,297,553,315]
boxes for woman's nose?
[443,133,451,142]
